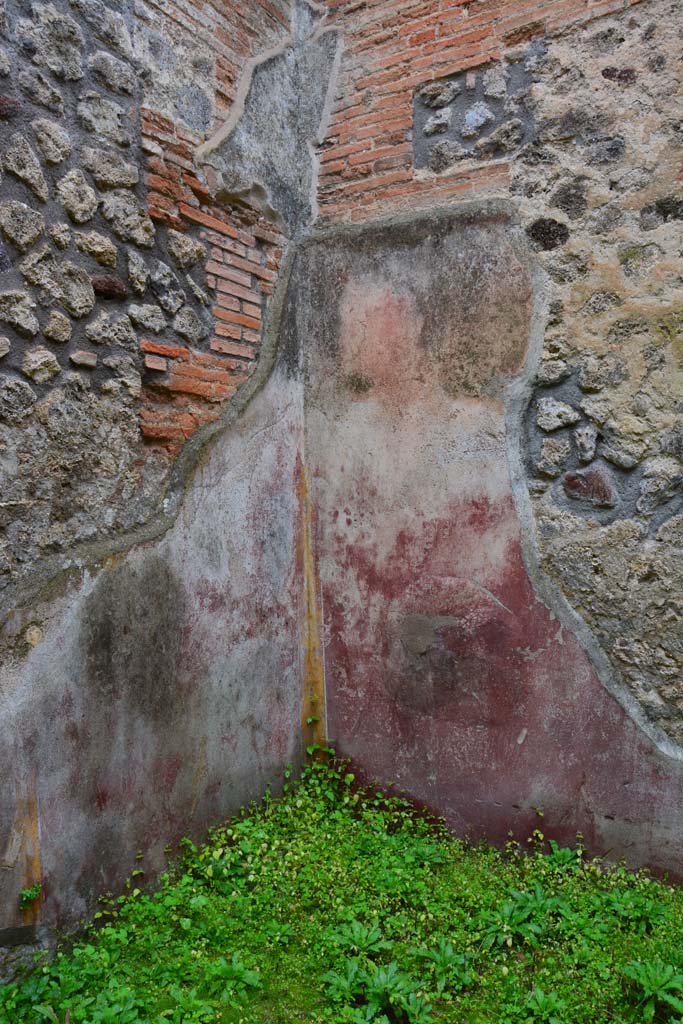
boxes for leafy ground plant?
[2,758,683,1023]
[621,960,683,1022]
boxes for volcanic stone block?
[0,375,36,422]
[85,310,136,347]
[88,51,136,95]
[18,3,85,81]
[0,201,45,251]
[77,92,131,147]
[0,290,39,335]
[22,345,60,382]
[536,397,581,432]
[101,192,155,247]
[3,133,49,201]
[562,465,618,507]
[58,262,96,318]
[75,230,117,267]
[56,169,99,223]
[82,146,138,189]
[17,70,63,113]
[44,310,72,343]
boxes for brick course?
[138,110,284,449]
[317,0,645,221]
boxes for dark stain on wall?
[81,555,185,721]
[285,207,531,399]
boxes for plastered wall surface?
[285,205,683,877]
[0,326,305,950]
[317,0,683,742]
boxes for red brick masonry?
[138,110,284,448]
[318,0,645,221]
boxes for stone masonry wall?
[515,10,683,741]
[1,0,683,963]
[0,0,291,601]
[316,0,683,744]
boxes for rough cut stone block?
[70,349,98,368]
[562,466,618,507]
[44,310,72,343]
[0,201,45,251]
[101,192,155,247]
[18,3,84,81]
[22,345,60,382]
[536,397,581,432]
[75,230,117,267]
[32,118,72,164]
[3,133,49,201]
[0,290,39,335]
[56,169,99,223]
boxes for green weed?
[2,759,683,1024]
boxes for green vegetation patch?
[3,758,683,1023]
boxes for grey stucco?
[196,2,341,234]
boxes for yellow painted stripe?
[296,456,327,758]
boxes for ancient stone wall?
[0,0,290,600]
[0,0,335,966]
[316,0,683,743]
[1,0,683,969]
